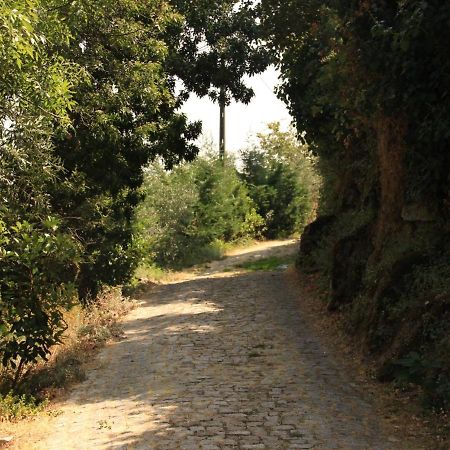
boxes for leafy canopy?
[167,0,271,104]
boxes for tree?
[241,123,319,238]
[0,0,79,216]
[259,0,450,408]
[166,0,271,155]
[48,0,202,299]
[136,153,263,269]
[0,0,81,378]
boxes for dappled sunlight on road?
[31,241,410,450]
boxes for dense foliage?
[136,127,318,270]
[0,0,194,378]
[0,0,272,382]
[47,0,202,301]
[166,0,270,104]
[241,123,319,238]
[0,0,81,381]
[259,0,450,408]
[136,153,263,269]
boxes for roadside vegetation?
[1,0,448,438]
[0,0,271,420]
[261,0,450,418]
[135,125,318,273]
[1,119,317,421]
[0,289,135,421]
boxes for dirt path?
[22,241,423,449]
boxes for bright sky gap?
[181,66,292,154]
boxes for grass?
[133,239,260,283]
[0,287,136,422]
[181,240,227,267]
[0,393,48,422]
[235,255,295,272]
[134,264,168,283]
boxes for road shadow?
[52,264,400,450]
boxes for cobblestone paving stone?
[36,245,410,450]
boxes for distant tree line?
[136,124,319,269]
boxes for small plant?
[97,419,112,430]
[0,392,48,422]
[78,287,133,345]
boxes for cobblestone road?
[35,243,412,449]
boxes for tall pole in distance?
[219,86,226,162]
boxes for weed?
[97,419,112,430]
[0,287,136,410]
[134,264,168,283]
[0,392,48,422]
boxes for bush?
[136,153,263,269]
[1,287,135,399]
[0,392,48,422]
[240,123,320,238]
[0,217,80,384]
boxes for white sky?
[180,66,292,155]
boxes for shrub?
[78,287,134,345]
[0,217,80,384]
[240,123,320,238]
[192,156,264,243]
[0,392,48,422]
[1,287,135,399]
[136,153,263,269]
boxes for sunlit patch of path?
[34,241,410,449]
